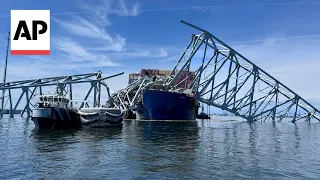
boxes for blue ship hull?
[139,89,197,120]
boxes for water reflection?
[124,120,199,178]
[270,122,281,171]
[30,129,81,167]
[29,126,125,179]
[294,124,301,149]
[1,117,320,179]
[0,117,3,130]
[78,126,123,141]
[248,123,261,177]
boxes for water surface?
[0,115,320,179]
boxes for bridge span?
[107,20,320,123]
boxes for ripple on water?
[0,116,320,179]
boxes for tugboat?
[77,107,124,128]
[196,105,210,119]
[31,88,81,129]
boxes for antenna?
[0,31,10,117]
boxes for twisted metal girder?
[165,20,320,123]
[106,75,164,110]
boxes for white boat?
[77,107,124,128]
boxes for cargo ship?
[105,69,199,121]
[127,69,199,120]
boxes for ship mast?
[0,31,10,117]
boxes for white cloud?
[52,16,113,41]
[54,37,120,67]
[114,48,169,58]
[51,0,179,66]
[0,0,169,87]
[54,37,95,61]
[52,0,141,55]
[76,0,140,25]
[4,59,67,82]
[131,2,140,16]
[112,0,140,16]
[50,0,146,66]
[52,16,126,52]
[86,35,126,52]
[160,48,168,57]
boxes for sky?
[1,0,320,107]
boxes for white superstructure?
[37,94,69,108]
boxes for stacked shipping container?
[128,69,195,88]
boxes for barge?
[78,107,123,128]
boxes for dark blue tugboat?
[31,89,81,130]
[196,105,210,119]
[136,89,198,120]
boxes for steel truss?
[0,71,123,118]
[104,20,320,123]
[106,75,163,110]
[164,20,320,123]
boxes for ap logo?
[11,10,50,55]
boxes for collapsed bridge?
[107,20,320,123]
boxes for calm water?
[0,116,320,179]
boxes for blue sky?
[1,0,320,102]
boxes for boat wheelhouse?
[37,94,70,109]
